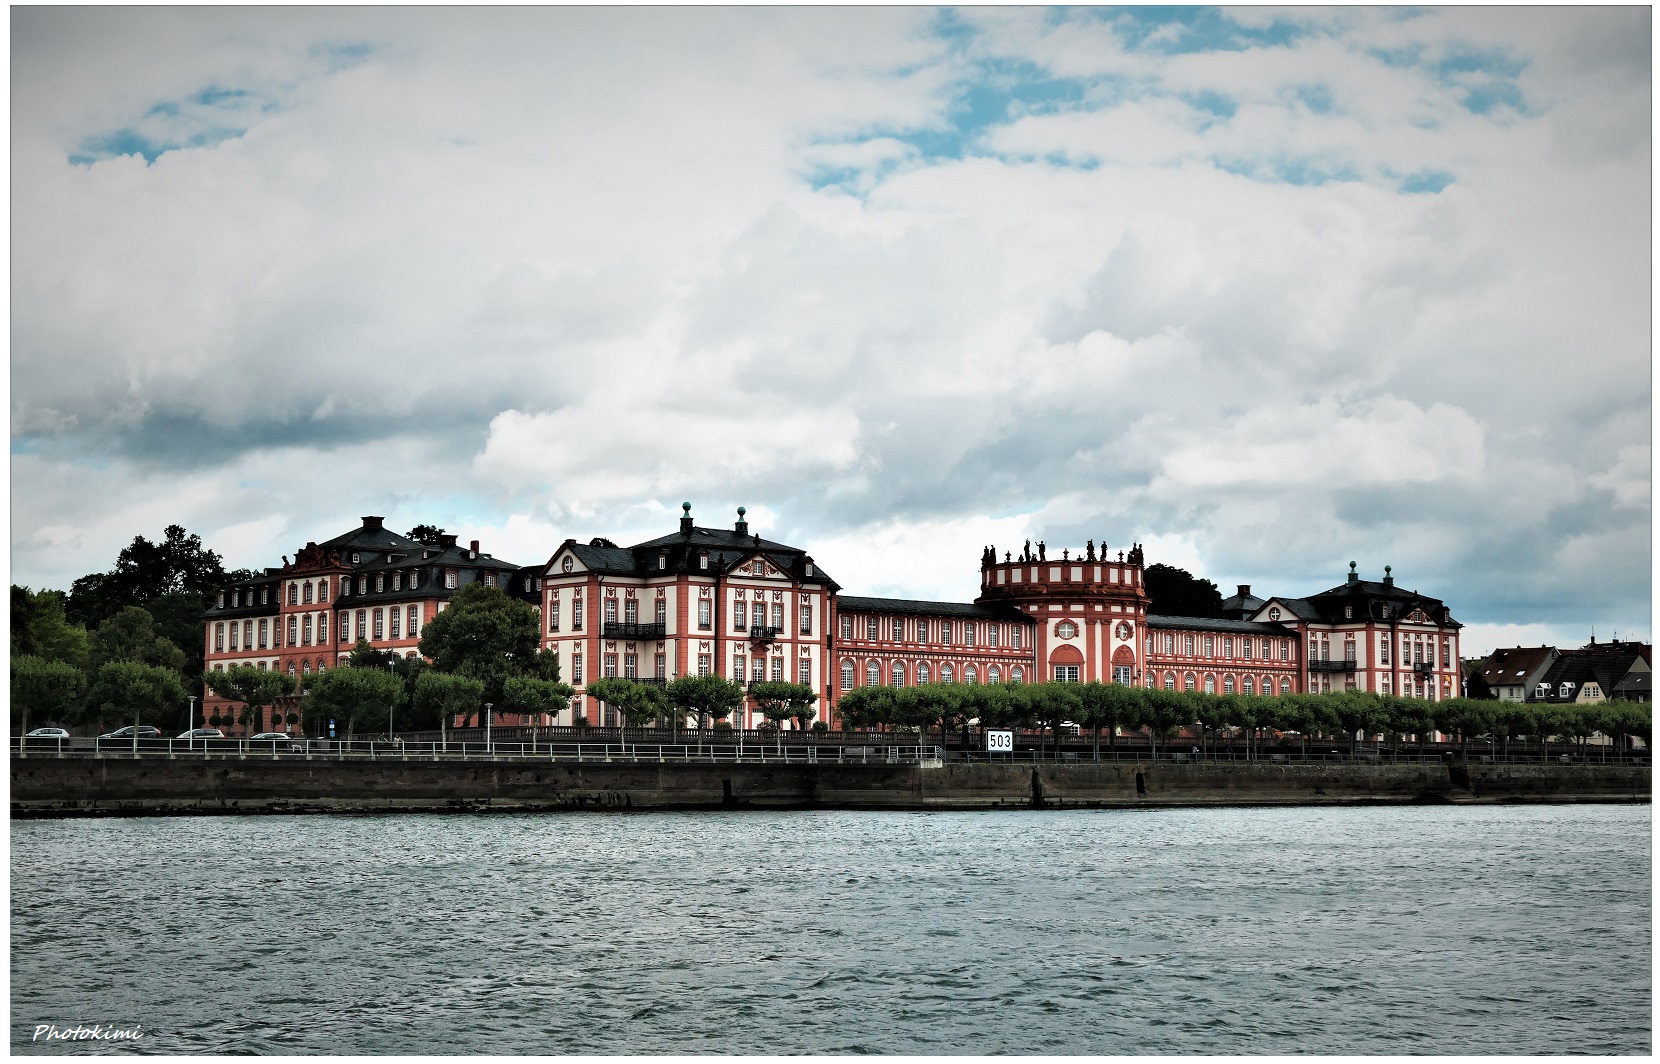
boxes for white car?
[249,732,304,751]
[25,727,69,739]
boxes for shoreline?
[12,757,1649,819]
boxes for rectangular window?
[1012,627,1021,649]
[572,655,584,684]
[734,601,747,630]
[214,623,225,652]
[1281,641,1290,661]
[1381,636,1390,665]
[339,614,350,642]
[734,654,745,681]
[698,653,711,676]
[799,658,812,685]
[1054,665,1080,683]
[604,599,618,625]
[408,605,419,638]
[624,654,637,679]
[304,582,314,604]
[376,575,384,594]
[355,610,366,641]
[389,609,401,639]
[965,624,976,647]
[989,625,999,648]
[841,616,852,639]
[697,600,711,630]
[230,625,240,651]
[1113,665,1132,685]
[753,659,765,683]
[867,617,879,640]
[800,603,812,634]
[892,618,904,641]
[1185,635,1195,655]
[655,653,666,678]
[656,599,666,626]
[1204,636,1213,656]
[604,653,618,678]
[445,571,457,589]
[573,598,584,630]
[394,572,402,592]
[244,620,253,648]
[287,616,298,646]
[372,610,384,639]
[916,619,928,643]
[549,601,560,632]
[771,658,783,681]
[1345,640,1356,662]
[942,621,952,645]
[772,603,784,631]
[625,599,638,625]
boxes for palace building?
[204,506,1464,733]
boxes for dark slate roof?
[1302,578,1461,628]
[551,520,839,588]
[1220,591,1265,619]
[320,522,422,553]
[1262,597,1325,621]
[838,595,1030,622]
[1480,646,1558,688]
[1148,614,1295,636]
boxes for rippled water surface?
[11,806,1651,1054]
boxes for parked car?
[23,727,70,747]
[248,732,304,752]
[98,726,163,741]
[177,727,225,740]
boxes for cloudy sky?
[11,7,1651,655]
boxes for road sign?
[327,718,337,739]
[987,729,1013,753]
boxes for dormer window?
[217,592,226,608]
[1344,604,1353,619]
[445,570,458,589]
[699,551,709,571]
[394,572,402,592]
[232,591,240,608]
[260,588,268,605]
[358,576,367,595]
[376,575,385,593]
[352,552,360,564]
[484,573,495,587]
[752,561,763,576]
[342,581,351,598]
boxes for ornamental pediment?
[732,554,788,580]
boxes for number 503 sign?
[986,730,1014,753]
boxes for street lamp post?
[484,703,493,752]
[187,695,197,750]
[388,660,396,743]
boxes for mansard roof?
[837,595,1029,622]
[551,521,839,588]
[319,517,422,553]
[1147,614,1295,636]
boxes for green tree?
[416,583,541,704]
[11,655,86,737]
[89,606,187,673]
[503,675,576,741]
[1142,564,1224,619]
[586,677,666,730]
[67,524,238,626]
[407,525,449,546]
[413,671,485,747]
[304,666,404,739]
[1141,687,1192,759]
[748,680,817,752]
[203,665,298,735]
[83,660,187,736]
[666,673,745,731]
[11,586,91,669]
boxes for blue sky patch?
[1099,6,1306,55]
[1398,170,1454,194]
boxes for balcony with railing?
[602,622,667,639]
[748,625,780,643]
[1412,661,1436,675]
[1308,659,1358,673]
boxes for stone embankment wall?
[11,756,1650,818]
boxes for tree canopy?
[1143,564,1224,618]
[90,606,187,673]
[83,660,188,732]
[12,655,87,733]
[203,665,298,734]
[304,667,405,738]
[416,584,541,704]
[407,525,449,546]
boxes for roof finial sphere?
[682,502,691,514]
[737,505,746,516]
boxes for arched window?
[988,665,1002,683]
[1011,666,1024,684]
[317,659,327,672]
[841,660,855,691]
[303,660,312,674]
[1223,675,1235,694]
[866,660,880,687]
[1204,674,1215,694]
[1185,674,1196,692]
[1280,678,1292,694]
[940,663,954,683]
[288,584,299,605]
[891,662,905,687]
[1242,676,1253,695]
[965,665,978,684]
[303,582,313,604]
[917,662,930,684]
[1164,672,1175,690]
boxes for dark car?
[98,726,163,741]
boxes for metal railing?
[1308,660,1358,673]
[747,625,779,641]
[9,736,945,767]
[601,622,667,639]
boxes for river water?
[10,805,1651,1055]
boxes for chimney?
[734,505,748,535]
[439,534,457,548]
[680,501,694,535]
[1347,561,1358,587]
[361,516,384,531]
[469,539,479,558]
[1382,564,1394,587]
[1236,584,1251,598]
